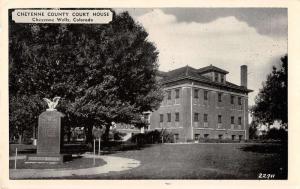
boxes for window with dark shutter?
[231,95,234,104]
[160,114,163,122]
[215,73,219,82]
[218,115,222,123]
[194,89,199,98]
[167,113,171,122]
[167,90,171,100]
[204,91,208,100]
[238,97,242,105]
[194,113,199,122]
[204,114,208,122]
[221,74,224,83]
[218,93,222,102]
[175,89,180,98]
[175,112,179,122]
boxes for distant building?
[148,65,253,141]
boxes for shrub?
[112,130,127,141]
[131,129,176,145]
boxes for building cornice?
[161,76,253,94]
[164,83,249,98]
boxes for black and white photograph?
[6,7,288,181]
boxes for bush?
[266,127,287,142]
[131,129,176,145]
[198,138,242,143]
[112,130,127,141]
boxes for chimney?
[240,65,247,87]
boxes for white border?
[1,1,299,189]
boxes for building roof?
[197,64,229,74]
[159,65,252,93]
[163,65,210,81]
[156,70,168,77]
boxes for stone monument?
[27,97,69,163]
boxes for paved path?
[9,154,140,179]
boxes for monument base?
[26,154,72,164]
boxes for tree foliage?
[248,121,258,139]
[9,10,163,143]
[251,55,287,126]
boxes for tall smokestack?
[241,65,247,87]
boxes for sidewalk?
[9,154,140,179]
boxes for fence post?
[93,139,95,165]
[14,148,17,170]
[98,137,101,156]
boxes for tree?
[248,121,258,140]
[266,127,287,141]
[9,10,163,144]
[9,95,43,143]
[251,55,287,127]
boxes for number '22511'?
[258,173,275,179]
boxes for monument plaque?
[26,97,70,163]
[37,111,64,155]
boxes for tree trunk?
[85,124,93,145]
[103,125,110,142]
[32,124,36,139]
[18,133,22,144]
[67,125,71,143]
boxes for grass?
[9,142,287,179]
[80,143,287,179]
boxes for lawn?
[9,142,287,179]
[71,142,287,179]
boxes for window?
[232,135,235,140]
[194,134,200,140]
[238,117,242,125]
[167,113,171,122]
[194,113,199,122]
[144,114,149,120]
[160,114,164,122]
[221,74,224,83]
[218,134,223,139]
[194,89,199,98]
[167,90,171,100]
[144,114,150,123]
[203,114,208,122]
[204,91,208,100]
[175,112,179,122]
[239,135,243,141]
[218,115,222,123]
[215,72,219,82]
[231,116,235,124]
[231,95,235,104]
[218,93,222,102]
[204,134,209,138]
[174,134,179,140]
[175,89,180,98]
[238,97,242,105]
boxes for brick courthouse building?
[147,65,253,141]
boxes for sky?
[115,8,288,106]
